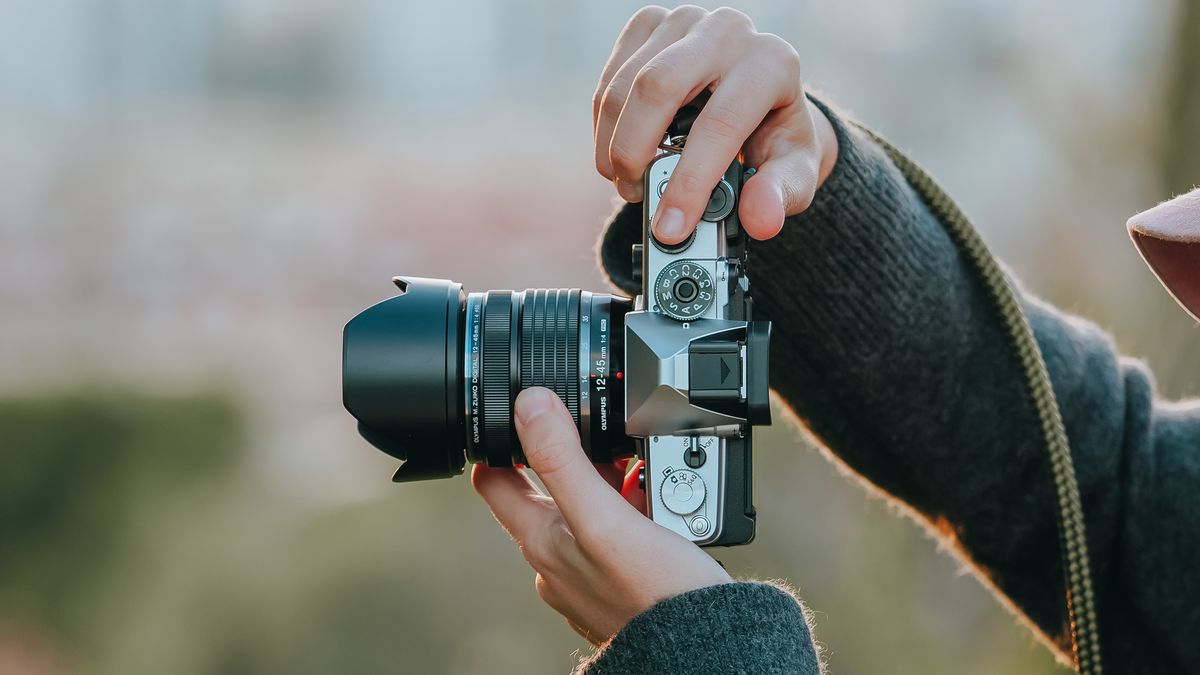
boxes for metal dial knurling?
[654,260,714,321]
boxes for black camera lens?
[343,277,633,482]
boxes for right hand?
[593,6,838,244]
[471,388,732,645]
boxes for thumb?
[514,387,634,538]
[737,153,819,240]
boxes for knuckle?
[534,573,555,602]
[522,538,556,576]
[669,169,706,198]
[670,4,704,17]
[608,141,642,179]
[696,102,742,141]
[548,521,578,550]
[595,154,613,180]
[711,6,753,31]
[632,60,675,105]
[668,5,706,25]
[758,33,802,77]
[599,80,628,119]
[595,156,611,179]
[526,437,578,478]
[628,5,668,30]
[524,520,570,575]
[534,574,569,614]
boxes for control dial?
[660,468,707,515]
[702,179,736,222]
[654,260,714,321]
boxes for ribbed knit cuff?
[576,581,821,675]
[596,199,641,296]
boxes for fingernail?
[515,388,554,425]
[654,207,686,243]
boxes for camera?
[341,105,772,546]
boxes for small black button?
[685,447,706,469]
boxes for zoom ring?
[481,291,514,465]
[520,289,580,422]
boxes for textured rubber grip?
[481,291,514,466]
[520,289,581,422]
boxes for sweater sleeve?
[576,581,821,675]
[597,98,1200,673]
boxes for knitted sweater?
[577,99,1200,674]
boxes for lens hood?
[342,276,466,481]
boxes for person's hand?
[472,387,732,644]
[594,5,838,244]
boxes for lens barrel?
[342,277,632,482]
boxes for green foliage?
[1163,0,1200,198]
[0,391,1069,675]
[0,391,243,656]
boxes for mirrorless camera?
[342,106,772,546]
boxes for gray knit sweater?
[578,99,1200,674]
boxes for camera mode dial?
[654,260,714,321]
[660,468,706,515]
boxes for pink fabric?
[1127,188,1200,321]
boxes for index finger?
[653,68,778,244]
[471,464,556,544]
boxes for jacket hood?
[1127,188,1200,321]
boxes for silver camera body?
[624,138,772,546]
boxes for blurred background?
[1,1,1197,673]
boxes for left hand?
[592,6,838,244]
[472,387,732,644]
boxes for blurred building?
[0,2,1195,674]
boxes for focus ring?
[565,291,580,419]
[553,290,568,415]
[481,291,514,465]
[519,290,580,422]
